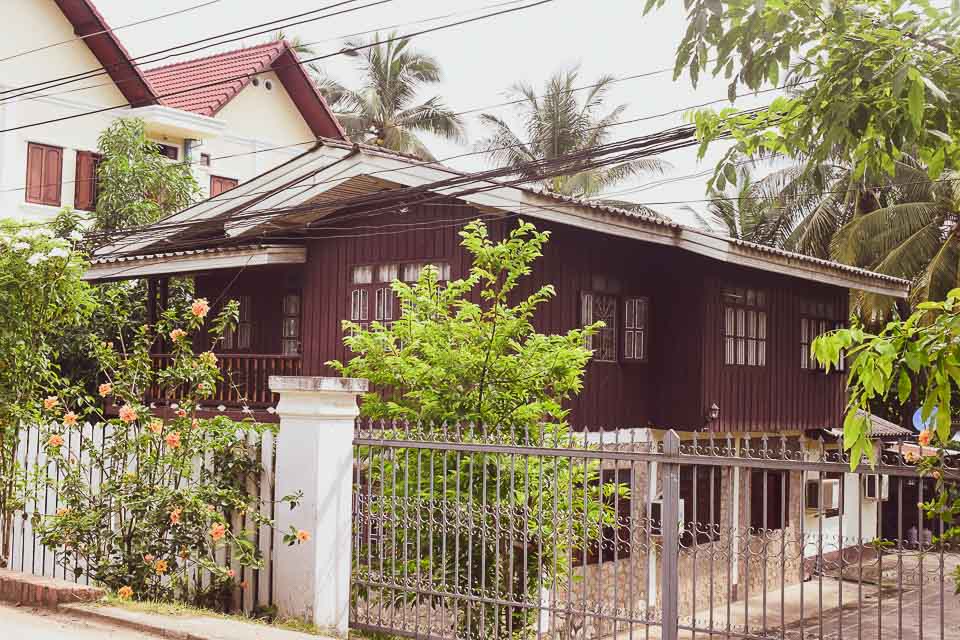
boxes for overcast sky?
[93,0,773,226]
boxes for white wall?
[801,443,882,558]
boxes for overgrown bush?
[30,296,305,606]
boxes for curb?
[0,569,104,608]
[61,603,209,640]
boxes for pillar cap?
[269,376,369,394]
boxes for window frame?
[623,296,650,362]
[222,295,253,352]
[73,150,102,212]
[210,175,239,197]
[581,291,619,363]
[800,299,845,372]
[722,285,768,367]
[25,142,63,207]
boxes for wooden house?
[85,138,909,434]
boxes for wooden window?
[722,286,767,366]
[156,143,179,160]
[582,292,617,363]
[73,151,101,211]
[624,297,649,361]
[281,294,301,355]
[401,261,450,282]
[800,300,845,371]
[210,176,238,197]
[25,142,63,206]
[750,470,790,531]
[222,295,252,351]
[680,466,722,544]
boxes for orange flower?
[43,396,59,410]
[199,351,218,366]
[933,470,942,480]
[905,451,920,464]
[56,507,70,517]
[143,554,154,563]
[98,383,113,398]
[148,419,163,434]
[154,559,168,575]
[296,529,311,543]
[165,431,181,450]
[918,429,933,447]
[197,382,206,392]
[176,409,187,418]
[191,298,210,318]
[227,569,235,578]
[118,404,138,424]
[63,412,78,428]
[169,508,182,525]
[191,419,200,430]
[209,522,227,541]
[47,434,64,448]
[117,586,133,600]
[169,328,187,342]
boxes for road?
[0,603,160,639]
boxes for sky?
[92,0,773,226]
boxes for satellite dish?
[912,407,937,432]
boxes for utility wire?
[0,1,225,64]
[0,0,556,135]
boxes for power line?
[0,0,389,104]
[0,0,556,135]
[0,1,225,64]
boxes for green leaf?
[908,73,925,131]
[897,370,912,404]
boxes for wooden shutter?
[26,143,63,206]
[210,176,238,197]
[74,151,101,211]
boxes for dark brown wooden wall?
[208,203,848,433]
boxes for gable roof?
[142,40,346,139]
[89,139,911,297]
[53,0,156,106]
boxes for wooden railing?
[149,353,303,408]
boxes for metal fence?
[350,421,960,640]
[5,422,278,615]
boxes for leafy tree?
[478,67,667,206]
[331,220,622,638]
[646,1,960,191]
[319,32,466,160]
[0,213,96,565]
[94,118,199,232]
[813,293,960,586]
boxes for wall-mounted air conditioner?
[863,474,890,502]
[805,478,841,513]
[649,497,685,537]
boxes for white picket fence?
[6,422,278,614]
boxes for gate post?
[660,430,681,640]
[269,376,368,636]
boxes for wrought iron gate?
[351,421,960,640]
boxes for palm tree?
[477,67,667,203]
[316,32,466,160]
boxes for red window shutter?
[210,176,238,197]
[25,143,63,206]
[42,146,62,206]
[74,151,101,211]
[25,144,44,203]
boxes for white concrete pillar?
[268,376,368,636]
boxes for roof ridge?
[142,40,285,76]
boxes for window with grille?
[222,295,252,351]
[281,294,301,355]
[350,264,408,331]
[582,292,617,363]
[624,297,649,361]
[401,261,451,282]
[722,286,767,366]
[800,300,845,371]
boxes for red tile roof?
[143,41,286,117]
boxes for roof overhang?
[129,105,228,140]
[91,142,911,299]
[83,245,305,282]
[54,0,157,107]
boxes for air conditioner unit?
[649,497,685,537]
[805,478,841,513]
[863,474,890,502]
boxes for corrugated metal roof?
[90,243,272,265]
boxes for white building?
[0,0,345,223]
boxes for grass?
[99,594,330,636]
